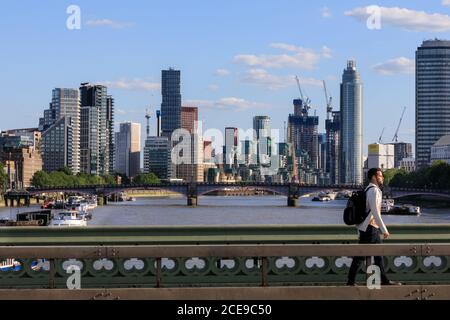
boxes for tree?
[0,162,7,193]
[58,167,73,176]
[132,173,160,184]
[102,174,117,185]
[383,168,403,186]
[31,170,51,187]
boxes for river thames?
[2,195,448,226]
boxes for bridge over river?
[3,183,449,207]
[1,224,450,299]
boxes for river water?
[2,195,448,226]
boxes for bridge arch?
[196,185,289,197]
[28,189,96,196]
[391,192,450,200]
[101,185,188,197]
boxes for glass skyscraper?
[416,40,450,168]
[161,68,181,140]
[340,60,363,185]
[253,116,271,165]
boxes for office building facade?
[393,142,413,168]
[106,96,115,173]
[224,127,239,171]
[39,88,80,173]
[253,116,271,166]
[161,69,181,140]
[114,122,141,178]
[177,106,203,182]
[41,117,73,173]
[0,129,42,188]
[143,136,172,180]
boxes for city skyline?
[3,1,448,155]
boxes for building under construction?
[325,111,340,184]
[287,98,319,184]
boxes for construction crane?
[294,75,311,113]
[322,80,333,120]
[392,107,406,143]
[145,108,151,138]
[378,127,385,143]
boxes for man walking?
[347,167,401,286]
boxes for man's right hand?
[383,232,390,239]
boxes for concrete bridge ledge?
[0,285,448,300]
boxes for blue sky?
[2,0,450,155]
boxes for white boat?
[381,199,395,213]
[404,204,421,215]
[325,191,337,200]
[50,211,87,227]
[87,197,98,210]
[67,201,90,212]
[312,194,332,201]
[335,190,352,199]
[381,199,421,216]
[0,258,15,270]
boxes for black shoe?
[381,280,402,286]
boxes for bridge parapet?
[2,225,450,292]
[1,242,450,290]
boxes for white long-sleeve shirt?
[356,183,388,234]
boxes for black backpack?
[343,186,374,225]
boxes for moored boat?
[50,211,87,227]
[381,199,421,216]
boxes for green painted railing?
[1,224,450,289]
[2,224,450,245]
[1,243,450,289]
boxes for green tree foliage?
[383,168,405,186]
[0,162,7,192]
[58,167,73,176]
[132,173,160,185]
[389,161,450,189]
[30,170,119,187]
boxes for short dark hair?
[368,168,382,181]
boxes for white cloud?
[321,6,332,18]
[345,6,450,32]
[443,0,450,6]
[208,84,219,91]
[85,19,134,29]
[116,109,127,115]
[185,97,270,111]
[99,79,160,91]
[321,46,333,59]
[240,68,322,90]
[234,43,327,70]
[372,57,415,75]
[269,42,306,52]
[214,69,230,76]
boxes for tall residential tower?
[79,83,110,175]
[340,60,363,185]
[416,40,450,168]
[39,88,80,173]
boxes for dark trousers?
[347,225,389,284]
